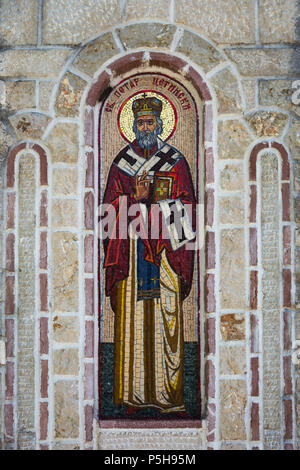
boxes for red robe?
[102,139,196,313]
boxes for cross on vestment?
[150,149,177,172]
[166,200,187,243]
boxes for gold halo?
[117,90,177,143]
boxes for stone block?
[259,79,300,118]
[219,196,244,224]
[52,232,78,312]
[117,23,176,51]
[39,81,55,113]
[72,33,119,78]
[55,72,87,117]
[220,163,244,191]
[220,345,246,375]
[210,68,242,114]
[53,348,79,375]
[245,111,289,138]
[218,120,252,160]
[295,313,300,340]
[43,0,121,45]
[52,167,78,196]
[220,379,247,440]
[54,380,79,438]
[220,229,245,309]
[0,0,38,45]
[176,30,224,74]
[53,316,80,343]
[125,0,170,21]
[241,79,257,111]
[220,314,245,341]
[0,50,71,79]
[296,197,300,225]
[0,121,15,162]
[226,47,300,77]
[9,112,51,140]
[46,122,79,163]
[1,80,36,111]
[174,0,256,44]
[52,441,80,450]
[258,0,298,44]
[220,443,247,450]
[295,161,300,192]
[52,199,78,228]
[285,118,300,160]
[97,429,206,450]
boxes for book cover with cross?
[153,172,177,202]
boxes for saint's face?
[136,114,157,133]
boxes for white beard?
[135,130,157,149]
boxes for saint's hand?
[135,171,150,201]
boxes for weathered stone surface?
[0,50,71,79]
[285,118,300,160]
[259,0,298,44]
[220,314,245,341]
[0,80,36,111]
[52,442,80,450]
[220,379,247,440]
[226,48,300,77]
[176,30,224,73]
[259,79,300,117]
[241,79,257,111]
[245,111,289,138]
[296,313,300,341]
[52,168,78,196]
[98,429,206,450]
[210,68,242,114]
[220,442,247,450]
[53,316,80,343]
[220,229,245,309]
[125,0,170,21]
[218,120,252,160]
[174,0,256,44]
[53,349,79,375]
[46,122,79,163]
[54,380,79,438]
[220,346,246,375]
[73,33,119,77]
[39,81,55,113]
[297,377,300,439]
[43,0,121,44]
[9,112,51,140]
[52,232,78,312]
[296,197,300,225]
[52,199,78,228]
[294,161,300,192]
[0,0,38,45]
[117,23,176,51]
[219,196,244,224]
[220,164,244,191]
[0,121,15,162]
[55,72,87,117]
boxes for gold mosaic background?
[100,73,200,342]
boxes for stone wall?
[0,0,299,450]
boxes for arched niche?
[82,52,216,429]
